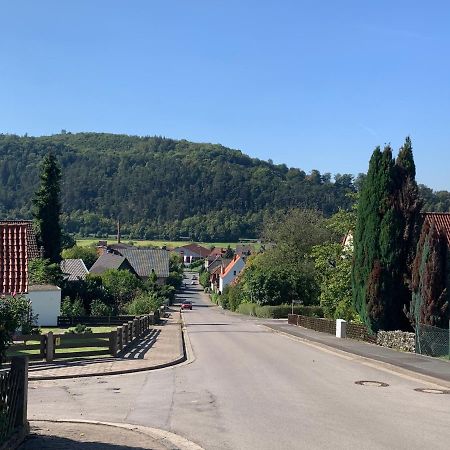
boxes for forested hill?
[0,132,447,241]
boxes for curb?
[29,419,204,450]
[28,323,187,381]
[261,324,450,390]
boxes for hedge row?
[236,303,324,319]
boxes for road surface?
[29,277,450,449]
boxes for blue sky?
[1,1,449,190]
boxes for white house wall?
[26,287,61,326]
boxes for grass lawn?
[41,326,115,334]
[76,238,254,250]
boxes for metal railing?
[0,357,28,444]
[415,322,450,359]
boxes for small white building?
[219,255,245,294]
[26,285,61,327]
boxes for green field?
[76,238,247,249]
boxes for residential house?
[118,248,170,284]
[208,257,232,293]
[0,220,61,326]
[90,247,170,284]
[173,243,210,265]
[219,255,245,294]
[90,252,137,276]
[235,244,253,260]
[60,258,89,281]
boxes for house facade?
[219,255,245,294]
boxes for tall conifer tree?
[33,152,62,263]
[352,139,421,332]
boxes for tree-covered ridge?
[0,132,448,240]
[0,132,356,240]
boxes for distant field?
[76,238,249,249]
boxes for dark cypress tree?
[352,140,421,332]
[393,137,423,327]
[33,152,62,263]
[410,221,449,327]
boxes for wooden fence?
[57,312,158,327]
[7,314,154,362]
[0,357,28,449]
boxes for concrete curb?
[261,324,450,390]
[30,419,205,450]
[28,323,187,381]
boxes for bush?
[90,300,113,316]
[199,271,210,288]
[126,292,164,315]
[66,324,92,334]
[236,303,324,319]
[237,303,258,316]
[61,297,86,317]
[210,293,220,304]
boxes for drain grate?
[355,380,389,387]
[414,388,450,395]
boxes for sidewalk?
[28,310,185,380]
[264,322,450,387]
[19,420,204,450]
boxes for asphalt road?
[29,279,450,449]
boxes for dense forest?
[0,132,448,241]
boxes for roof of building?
[208,247,226,259]
[220,255,243,279]
[175,243,211,258]
[423,212,450,247]
[89,252,131,275]
[0,220,40,295]
[28,284,61,292]
[60,259,89,281]
[118,248,170,278]
[235,244,253,257]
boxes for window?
[233,270,236,275]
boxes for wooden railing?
[0,357,28,447]
[7,314,155,362]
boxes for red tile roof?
[220,255,242,279]
[423,212,450,247]
[179,243,211,258]
[0,221,40,295]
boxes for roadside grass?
[76,238,256,250]
[40,326,115,334]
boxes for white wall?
[219,258,245,293]
[26,286,61,326]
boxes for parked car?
[192,275,198,280]
[191,280,196,285]
[181,300,192,310]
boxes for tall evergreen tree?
[33,152,62,263]
[410,221,449,327]
[352,139,421,332]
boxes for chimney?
[117,219,121,244]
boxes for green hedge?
[237,303,323,319]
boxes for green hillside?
[0,132,447,241]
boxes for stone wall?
[376,330,415,352]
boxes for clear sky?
[1,1,449,190]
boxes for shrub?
[66,324,92,334]
[61,297,86,317]
[237,303,258,316]
[236,303,324,319]
[210,293,220,304]
[199,271,210,288]
[126,292,164,315]
[90,300,113,317]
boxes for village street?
[28,283,450,450]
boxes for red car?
[181,300,192,310]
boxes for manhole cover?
[355,380,389,387]
[414,388,450,395]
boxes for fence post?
[109,331,118,356]
[123,324,129,346]
[128,321,133,341]
[11,356,28,429]
[117,326,123,351]
[46,332,54,362]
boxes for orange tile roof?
[0,221,40,295]
[220,255,242,279]
[423,212,450,247]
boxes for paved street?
[28,280,450,449]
